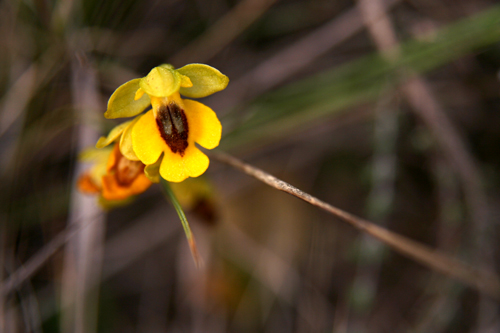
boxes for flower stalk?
[161,178,202,267]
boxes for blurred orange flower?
[78,143,152,205]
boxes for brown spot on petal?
[156,103,189,156]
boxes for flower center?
[116,155,144,186]
[156,102,189,156]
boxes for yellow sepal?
[95,121,131,149]
[105,78,151,119]
[177,64,229,98]
[119,115,143,161]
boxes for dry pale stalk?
[210,151,500,300]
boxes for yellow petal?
[183,144,210,178]
[105,79,151,119]
[177,64,229,98]
[101,173,151,201]
[95,121,131,148]
[132,110,166,165]
[184,99,221,149]
[159,148,188,182]
[180,74,193,88]
[119,115,142,161]
[134,88,145,101]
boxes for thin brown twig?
[209,150,500,300]
[3,149,499,302]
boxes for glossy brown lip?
[156,102,189,156]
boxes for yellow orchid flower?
[94,115,163,183]
[78,147,111,196]
[104,64,228,183]
[77,143,152,206]
[101,143,152,200]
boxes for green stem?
[160,178,201,267]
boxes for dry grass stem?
[210,151,500,299]
[59,55,105,333]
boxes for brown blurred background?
[1,0,500,332]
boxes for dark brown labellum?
[116,154,144,186]
[156,103,189,156]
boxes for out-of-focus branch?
[356,1,496,329]
[3,149,500,303]
[401,78,488,240]
[170,0,278,65]
[216,0,400,112]
[0,223,79,297]
[60,52,105,333]
[349,94,399,328]
[356,0,488,249]
[210,151,500,299]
